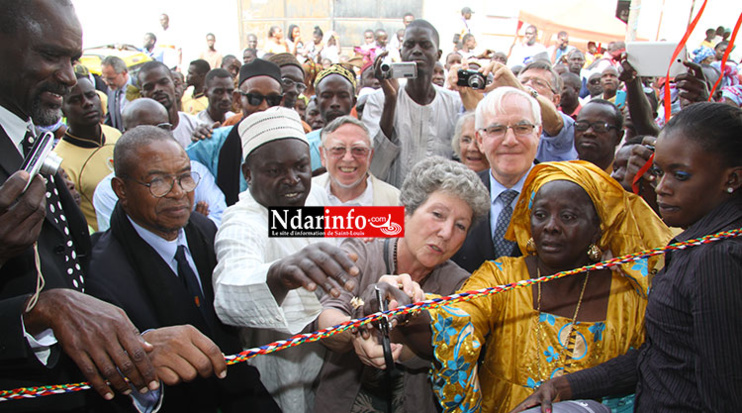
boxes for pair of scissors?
[375,286,396,372]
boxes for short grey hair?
[320,116,371,146]
[475,86,541,130]
[102,55,127,74]
[451,112,476,158]
[521,60,563,94]
[400,156,490,227]
[114,125,178,177]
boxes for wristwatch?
[525,86,539,99]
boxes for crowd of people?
[1,1,741,413]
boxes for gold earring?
[587,244,602,262]
[526,238,537,255]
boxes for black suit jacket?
[86,211,279,413]
[452,169,521,273]
[0,126,91,412]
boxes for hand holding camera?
[379,58,417,80]
[0,131,63,265]
[373,51,402,101]
[20,131,62,192]
[0,171,47,265]
[457,69,493,90]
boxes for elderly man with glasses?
[94,98,227,231]
[458,59,578,163]
[452,86,544,272]
[313,116,399,206]
[86,125,279,412]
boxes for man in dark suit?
[101,55,131,131]
[85,125,279,412]
[452,87,543,273]
[0,2,227,411]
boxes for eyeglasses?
[281,77,307,94]
[238,91,283,107]
[519,76,556,94]
[156,122,173,131]
[588,79,601,85]
[125,171,201,198]
[480,123,537,139]
[324,145,371,158]
[574,121,618,133]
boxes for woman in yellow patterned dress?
[371,161,672,413]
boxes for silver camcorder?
[379,59,417,79]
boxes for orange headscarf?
[506,161,673,294]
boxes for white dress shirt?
[128,217,201,290]
[0,103,32,154]
[488,166,532,240]
[324,176,374,206]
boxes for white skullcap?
[238,106,308,159]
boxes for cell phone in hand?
[20,131,62,192]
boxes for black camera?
[457,69,492,90]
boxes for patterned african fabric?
[430,161,672,412]
[429,257,649,412]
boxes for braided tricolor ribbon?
[2,227,740,402]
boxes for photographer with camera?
[362,19,462,188]
[449,59,578,163]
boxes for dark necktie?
[493,189,518,258]
[23,130,85,291]
[113,89,122,129]
[174,245,216,332]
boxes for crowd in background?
[1,2,741,413]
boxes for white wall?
[71,0,243,67]
[71,0,741,64]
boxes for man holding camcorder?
[362,19,462,188]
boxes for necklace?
[534,265,590,381]
[64,129,104,147]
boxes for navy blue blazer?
[451,169,521,274]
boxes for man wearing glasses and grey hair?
[93,98,227,231]
[314,116,399,206]
[456,59,578,164]
[86,125,279,412]
[452,86,543,273]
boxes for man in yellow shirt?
[182,59,210,115]
[54,76,120,231]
